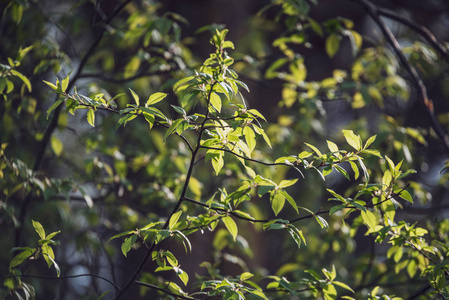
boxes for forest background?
[2,0,449,299]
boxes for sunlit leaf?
[222,216,238,241]
[87,109,95,127]
[326,34,340,58]
[147,92,167,106]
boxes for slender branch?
[376,7,449,63]
[135,281,196,300]
[114,83,218,299]
[65,99,194,152]
[16,0,133,246]
[8,273,120,292]
[35,0,133,172]
[352,0,449,154]
[182,196,269,223]
[200,145,294,167]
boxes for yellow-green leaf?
[129,88,140,106]
[32,220,46,239]
[87,109,95,127]
[326,34,340,58]
[169,210,182,230]
[11,69,31,92]
[361,210,377,230]
[147,92,167,106]
[51,136,63,157]
[222,216,238,241]
[342,130,362,151]
[210,92,222,112]
[271,191,285,216]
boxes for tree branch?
[114,83,218,299]
[135,281,196,300]
[352,0,449,155]
[16,0,134,247]
[8,273,120,292]
[375,7,449,63]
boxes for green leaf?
[349,30,362,50]
[9,248,34,270]
[342,130,362,151]
[43,253,60,277]
[334,165,350,180]
[329,204,346,215]
[279,277,298,296]
[349,161,359,180]
[222,216,238,241]
[327,140,339,153]
[364,135,376,149]
[116,114,137,129]
[315,215,328,229]
[243,126,256,153]
[32,220,46,239]
[333,281,354,293]
[143,113,155,129]
[280,190,299,214]
[43,80,57,90]
[210,92,222,112]
[212,154,224,175]
[87,109,95,127]
[309,18,324,36]
[11,69,31,92]
[121,235,138,257]
[169,210,182,230]
[326,189,346,203]
[46,99,64,119]
[397,189,413,203]
[108,230,134,242]
[42,244,55,268]
[173,75,196,92]
[240,272,254,281]
[305,142,322,157]
[129,88,140,106]
[51,136,63,157]
[171,105,186,115]
[60,74,69,93]
[176,267,189,286]
[325,34,340,58]
[271,191,285,216]
[164,119,184,143]
[163,250,178,267]
[252,125,271,147]
[278,179,298,188]
[357,157,369,181]
[323,283,337,300]
[361,210,377,230]
[147,92,167,106]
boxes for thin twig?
[135,281,196,299]
[376,7,449,63]
[352,0,449,154]
[114,83,218,299]
[8,273,120,292]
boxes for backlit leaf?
[32,220,46,239]
[222,216,238,241]
[169,210,182,230]
[147,92,167,106]
[271,191,285,216]
[87,109,95,127]
[51,135,63,157]
[326,34,340,58]
[129,88,140,106]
